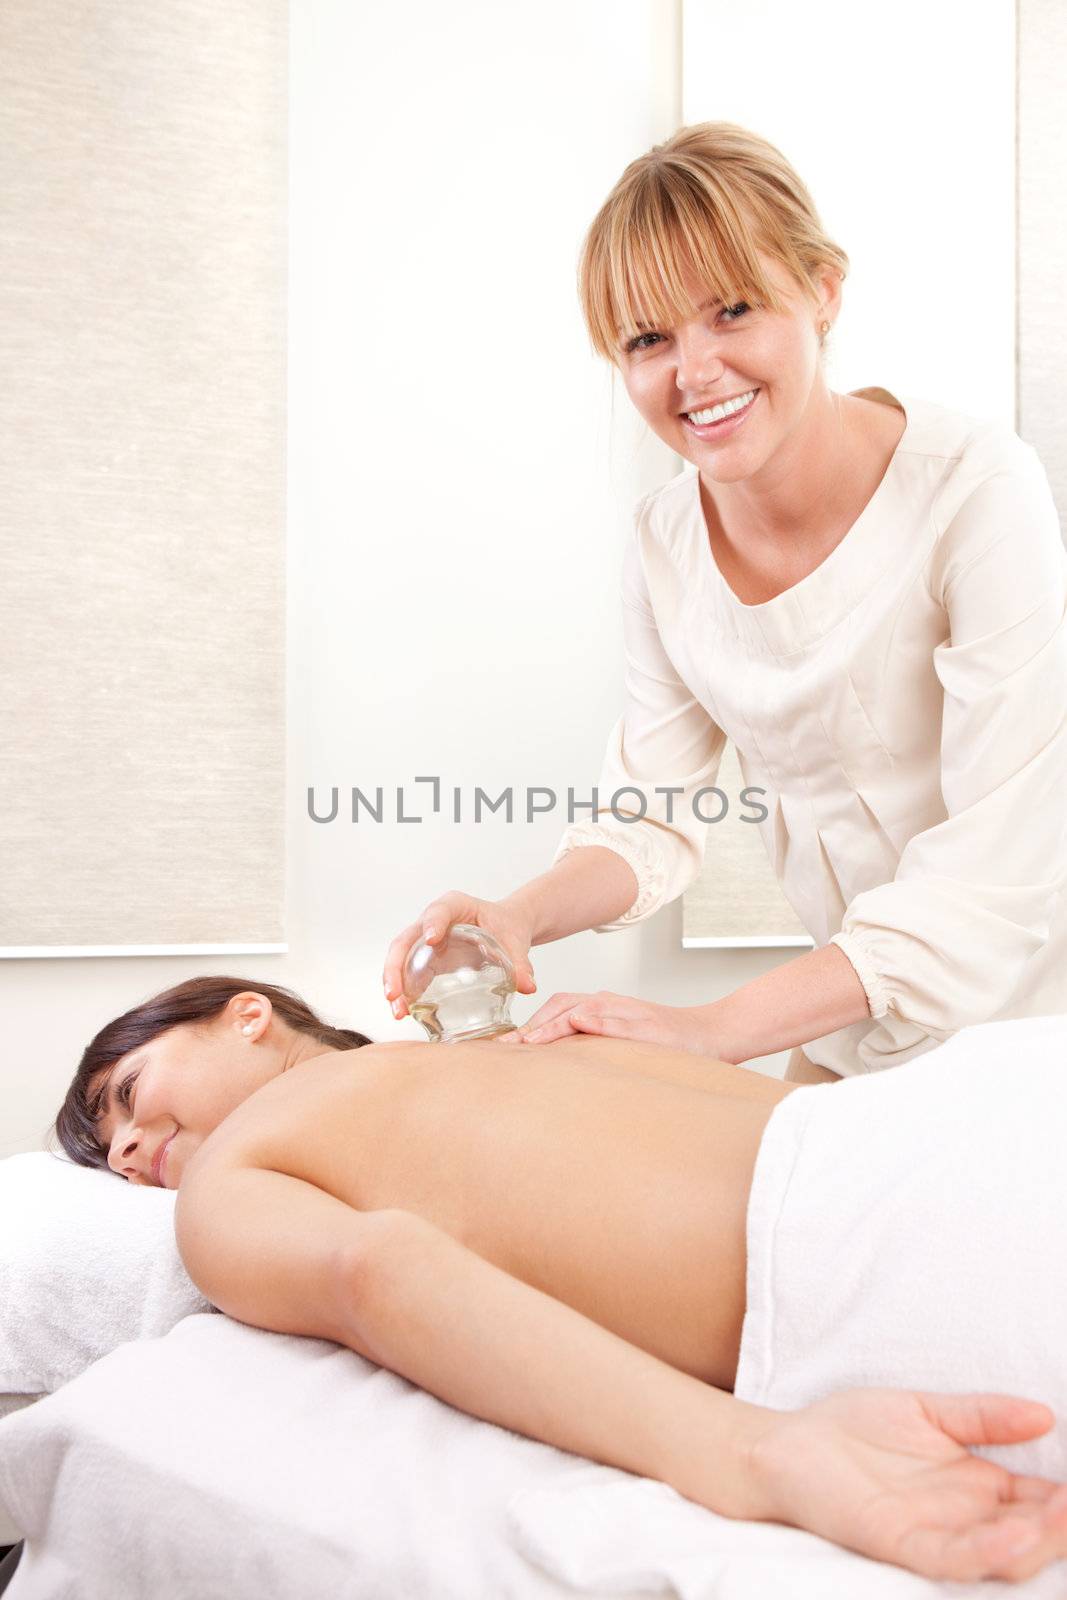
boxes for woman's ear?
[227,990,273,1041]
[815,262,844,328]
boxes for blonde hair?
[578,121,850,366]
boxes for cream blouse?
[553,388,1067,1075]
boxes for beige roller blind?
[0,0,287,954]
[681,743,813,948]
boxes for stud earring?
[242,1024,254,1036]
[819,320,830,342]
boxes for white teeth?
[688,390,757,426]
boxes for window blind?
[0,0,287,953]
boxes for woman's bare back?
[205,1034,798,1390]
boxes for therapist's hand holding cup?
[384,892,538,1020]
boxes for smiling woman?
[384,116,1067,1083]
[54,975,373,1185]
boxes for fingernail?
[391,1000,402,1017]
[525,1028,542,1042]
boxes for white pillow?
[0,1151,212,1395]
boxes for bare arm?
[352,1205,770,1519]
[175,1150,771,1519]
[698,940,871,1063]
[174,1157,379,1347]
[175,1155,1067,1582]
[502,844,639,945]
[514,940,871,1063]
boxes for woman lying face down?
[57,975,374,1188]
[54,975,1067,1585]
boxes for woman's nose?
[673,334,725,396]
[108,1129,139,1171]
[675,363,727,402]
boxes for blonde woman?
[384,121,1067,1082]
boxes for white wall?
[683,0,1016,420]
[1,0,1015,1152]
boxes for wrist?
[497,883,542,947]
[667,1389,785,1522]
[738,1404,806,1525]
[691,1000,748,1064]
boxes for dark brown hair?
[54,974,373,1171]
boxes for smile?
[682,388,759,439]
[152,1133,176,1187]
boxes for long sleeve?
[553,496,727,932]
[830,448,1067,1033]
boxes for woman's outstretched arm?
[335,1203,1067,1581]
[177,1158,1067,1580]
[353,1207,770,1518]
[175,1150,769,1516]
[175,1156,1067,1583]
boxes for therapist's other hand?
[751,1387,1067,1583]
[383,892,537,1020]
[504,991,715,1054]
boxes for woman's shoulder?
[193,1045,403,1172]
[893,392,1054,554]
[908,401,1062,595]
[633,466,699,529]
[897,390,1041,481]
[618,468,703,589]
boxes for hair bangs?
[591,170,785,361]
[55,1072,114,1170]
[578,121,850,366]
[50,974,374,1174]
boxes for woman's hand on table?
[502,991,722,1055]
[383,891,537,1020]
[749,1387,1067,1583]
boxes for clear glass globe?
[402,923,517,1043]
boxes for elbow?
[835,878,1059,1035]
[352,1206,438,1278]
[331,1209,412,1363]
[591,829,699,931]
[335,1208,434,1362]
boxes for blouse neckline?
[692,388,912,625]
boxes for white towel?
[509,1469,950,1598]
[0,1152,210,1393]
[0,1312,647,1599]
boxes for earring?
[242,1024,254,1036]
[819,320,830,341]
